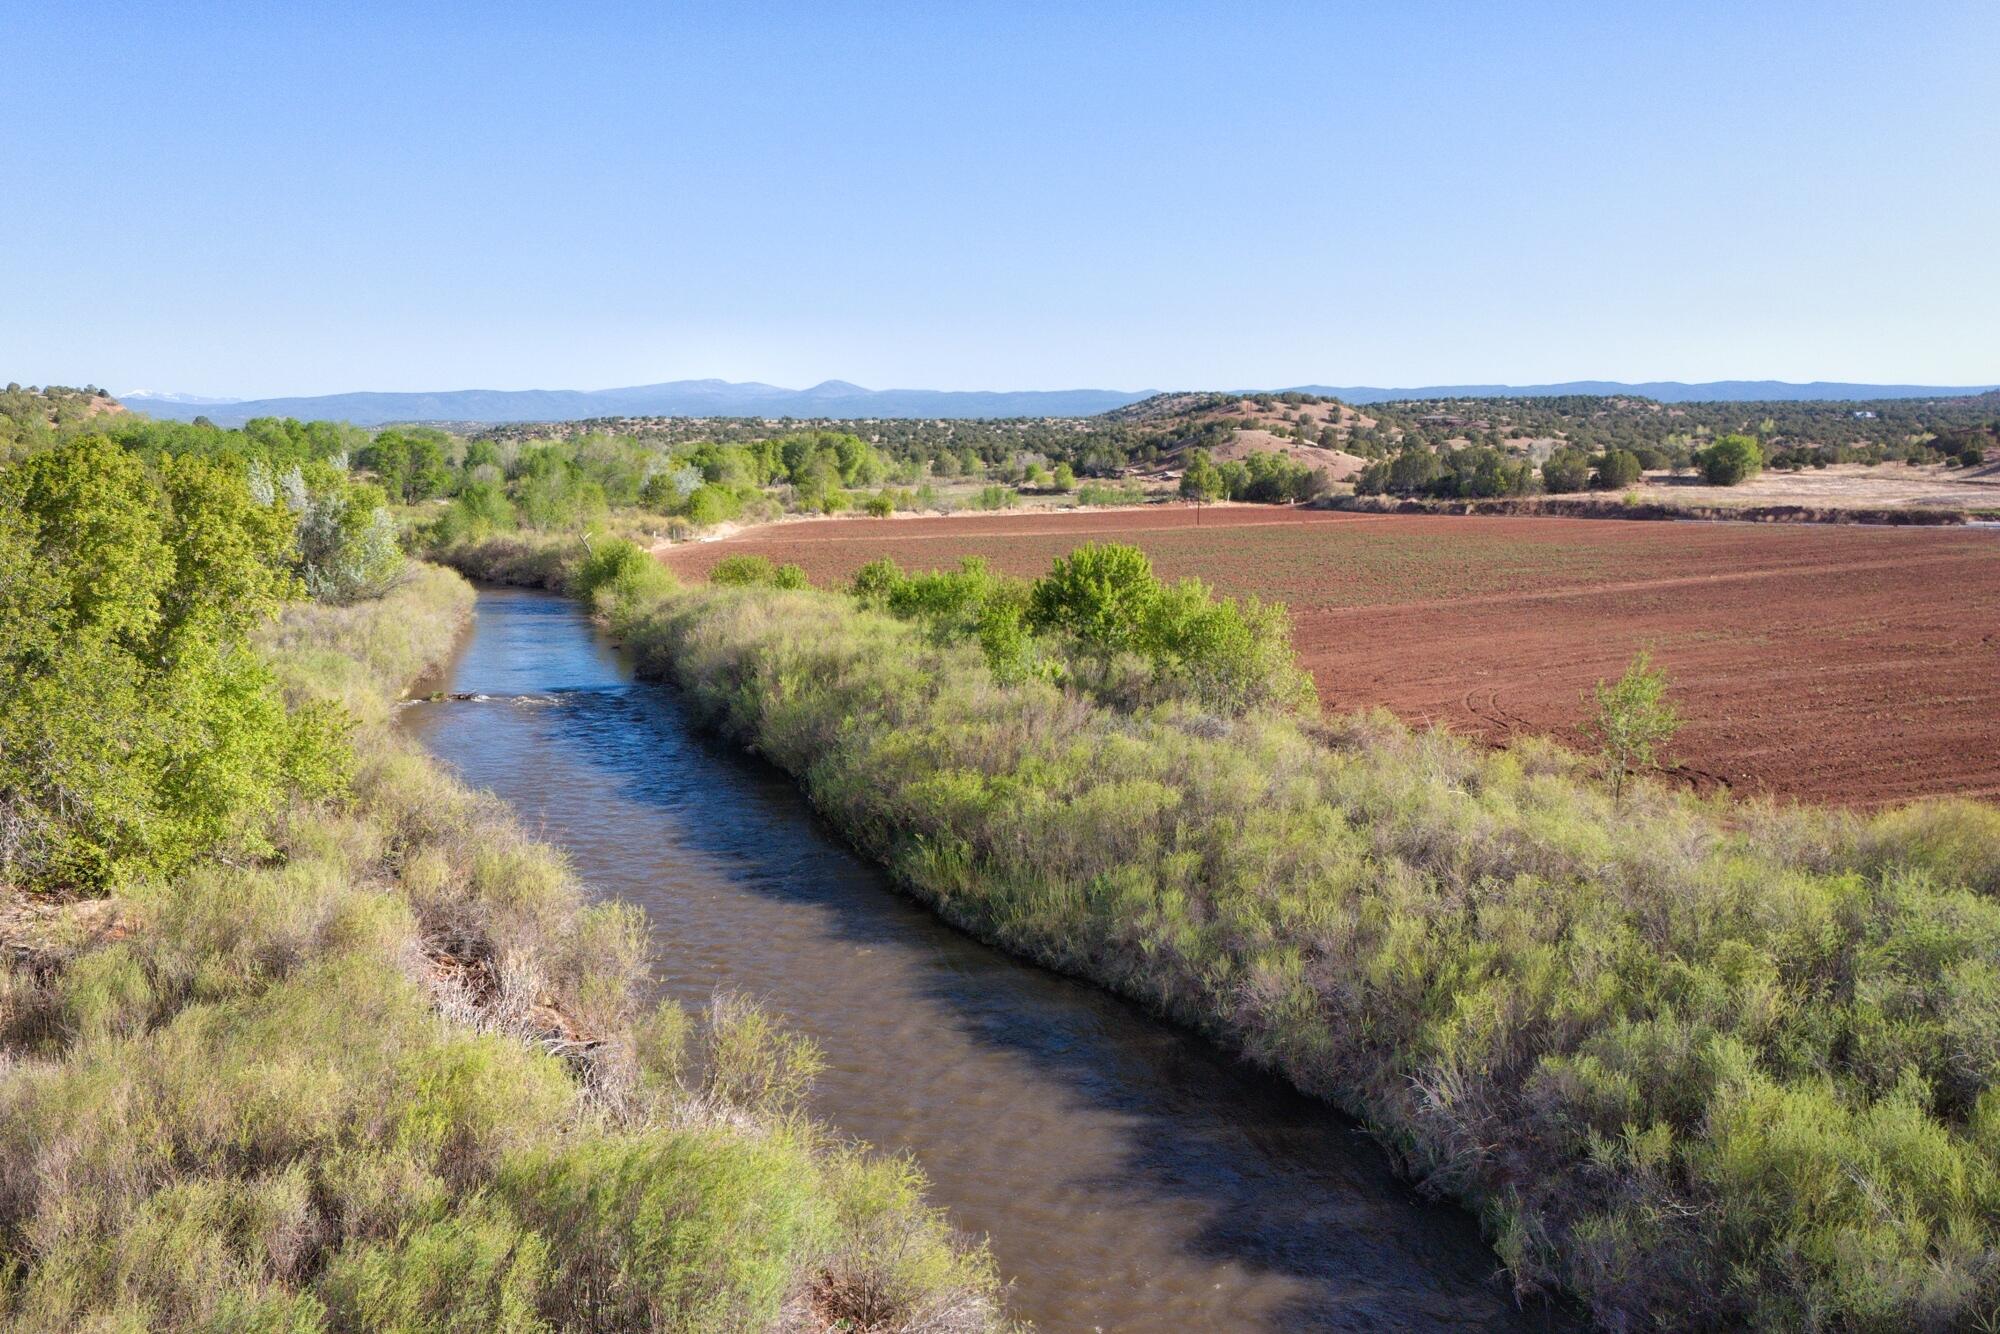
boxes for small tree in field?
[1179,450,1226,506]
[1585,650,1682,799]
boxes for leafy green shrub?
[361,428,453,503]
[291,474,404,603]
[708,554,777,587]
[575,537,650,597]
[574,537,679,614]
[1699,434,1764,485]
[433,478,517,545]
[498,1130,831,1331]
[1584,650,1682,798]
[1592,449,1642,490]
[967,484,1019,511]
[682,483,742,528]
[1077,481,1148,506]
[1027,542,1157,674]
[1541,449,1593,493]
[849,557,905,608]
[1135,577,1315,714]
[320,1198,551,1332]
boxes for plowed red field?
[661,507,2000,806]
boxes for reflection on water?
[399,587,1562,1332]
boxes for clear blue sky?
[4,1,1995,397]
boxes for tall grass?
[574,558,2000,1331]
[0,564,1006,1332]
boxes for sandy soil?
[662,506,2000,807]
[1638,462,2000,510]
[1210,429,1367,480]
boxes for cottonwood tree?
[0,437,345,888]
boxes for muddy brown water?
[398,587,1564,1332]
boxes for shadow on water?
[400,587,1573,1333]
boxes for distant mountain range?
[120,377,2000,426]
[121,380,1158,426]
[1287,380,2000,405]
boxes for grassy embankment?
[434,529,2000,1331]
[0,562,1004,1332]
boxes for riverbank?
[0,564,1005,1332]
[405,583,1543,1329]
[432,531,2000,1330]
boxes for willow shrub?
[0,567,1005,1333]
[596,573,2000,1331]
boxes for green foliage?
[1051,462,1077,492]
[1179,449,1226,503]
[1541,448,1594,493]
[0,566,1003,1332]
[1134,577,1316,714]
[614,576,2000,1332]
[517,466,609,531]
[1233,449,1323,503]
[280,469,405,603]
[1585,650,1683,798]
[1700,434,1765,486]
[320,1197,551,1332]
[967,484,1019,511]
[497,1131,830,1331]
[1076,481,1147,506]
[362,428,454,503]
[574,538,678,611]
[1027,542,1157,673]
[433,478,518,545]
[682,483,742,527]
[708,554,778,587]
[1592,448,1643,490]
[703,554,809,591]
[848,544,1312,716]
[0,438,342,889]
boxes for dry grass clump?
[0,565,1008,1332]
[593,567,2000,1332]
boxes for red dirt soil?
[661,506,2000,807]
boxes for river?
[398,586,1560,1332]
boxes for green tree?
[1585,650,1682,799]
[1179,450,1226,504]
[1028,542,1157,677]
[1136,576,1314,715]
[1699,434,1764,486]
[0,437,343,889]
[1593,449,1642,490]
[1051,462,1076,493]
[363,429,452,502]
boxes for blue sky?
[3,1,1995,397]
